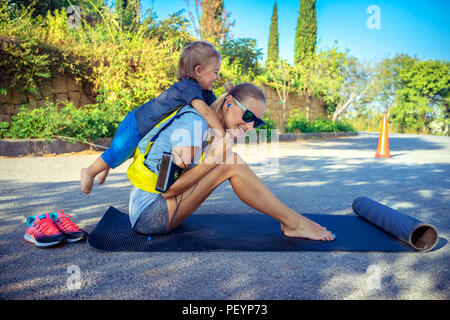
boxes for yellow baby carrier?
[127,105,208,194]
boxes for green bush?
[256,112,278,142]
[0,4,94,96]
[285,110,355,133]
[0,2,192,112]
[3,101,122,142]
[334,120,357,133]
[0,121,10,137]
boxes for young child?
[81,41,225,194]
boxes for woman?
[129,83,335,241]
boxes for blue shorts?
[101,109,143,169]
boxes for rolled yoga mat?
[352,197,439,252]
[88,204,445,252]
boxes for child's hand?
[98,168,110,185]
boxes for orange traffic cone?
[375,113,391,158]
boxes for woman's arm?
[191,99,226,137]
[162,134,232,199]
[162,146,216,199]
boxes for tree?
[220,38,262,76]
[293,53,323,121]
[291,48,369,122]
[6,0,67,18]
[115,0,140,29]
[217,38,262,95]
[267,2,279,66]
[294,0,317,65]
[390,58,450,133]
[327,52,373,122]
[146,10,191,50]
[272,60,293,130]
[185,0,234,46]
[372,54,417,114]
[259,60,294,131]
[7,0,105,20]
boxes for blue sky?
[138,0,450,65]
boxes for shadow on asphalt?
[1,134,449,299]
[308,133,447,152]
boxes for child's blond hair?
[177,41,221,80]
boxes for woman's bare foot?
[281,215,336,241]
[81,168,95,194]
[97,168,110,186]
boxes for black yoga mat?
[352,197,440,251]
[88,203,445,252]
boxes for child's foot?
[80,168,95,194]
[98,168,110,186]
[281,215,336,241]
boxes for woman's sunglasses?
[233,98,265,128]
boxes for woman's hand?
[172,146,198,169]
[163,132,234,199]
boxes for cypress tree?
[267,2,279,66]
[294,0,317,65]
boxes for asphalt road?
[0,132,449,300]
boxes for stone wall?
[0,77,328,130]
[259,84,327,130]
[0,75,95,122]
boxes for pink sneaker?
[24,213,66,248]
[51,210,88,243]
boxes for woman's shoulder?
[166,107,210,145]
[175,106,208,127]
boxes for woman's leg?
[163,153,335,241]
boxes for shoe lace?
[37,219,61,235]
[55,213,81,232]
